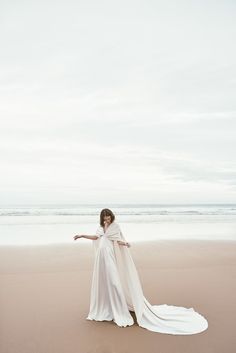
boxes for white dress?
[86,221,208,334]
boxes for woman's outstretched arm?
[73,234,99,241]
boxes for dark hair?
[99,208,115,227]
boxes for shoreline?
[1,237,236,247]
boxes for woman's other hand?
[73,235,83,240]
[117,240,131,248]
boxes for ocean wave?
[1,204,236,217]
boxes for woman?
[73,208,208,334]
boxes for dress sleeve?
[118,225,127,242]
[95,225,103,238]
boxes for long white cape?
[87,221,208,334]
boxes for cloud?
[0,0,235,203]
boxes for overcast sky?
[0,0,235,205]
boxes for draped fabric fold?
[86,221,208,334]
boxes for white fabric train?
[86,221,208,334]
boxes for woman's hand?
[73,234,83,241]
[117,240,131,248]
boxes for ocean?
[0,204,236,245]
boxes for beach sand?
[0,240,235,353]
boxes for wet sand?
[0,239,235,353]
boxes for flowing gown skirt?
[86,236,208,334]
[86,236,134,327]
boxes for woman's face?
[103,215,111,225]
